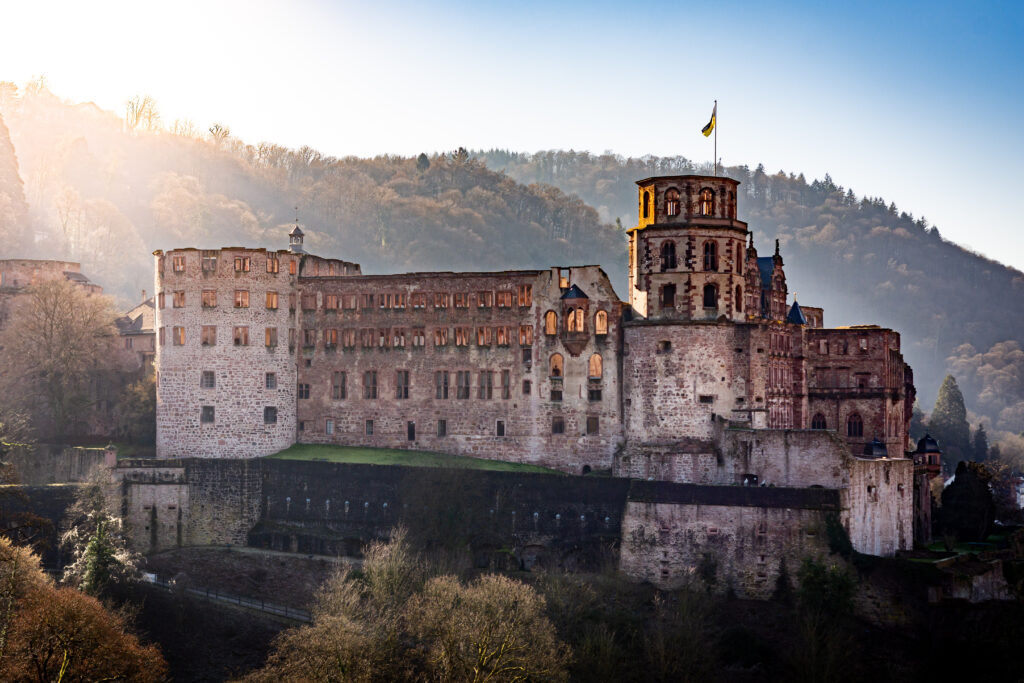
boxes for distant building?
[153,173,920,564]
[116,295,156,370]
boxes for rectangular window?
[201,326,216,346]
[303,329,316,347]
[289,293,297,310]
[265,327,278,347]
[434,328,449,347]
[173,255,186,272]
[407,421,415,441]
[378,329,389,348]
[454,293,469,309]
[588,384,602,402]
[298,383,310,399]
[522,379,531,395]
[496,291,513,308]
[234,256,250,272]
[587,416,599,435]
[437,419,447,437]
[396,370,410,399]
[393,293,406,309]
[158,327,165,346]
[456,371,471,399]
[550,378,562,402]
[201,371,215,388]
[478,371,494,399]
[476,327,492,347]
[411,293,426,309]
[412,329,425,347]
[496,326,509,346]
[365,420,374,435]
[325,328,338,347]
[172,326,185,346]
[434,292,449,309]
[266,256,279,273]
[325,419,334,435]
[173,291,185,308]
[455,327,469,347]
[342,329,356,348]
[342,294,357,310]
[289,260,297,275]
[379,294,390,309]
[266,291,279,309]
[393,329,406,348]
[157,292,165,309]
[325,294,339,310]
[235,290,249,308]
[477,291,493,308]
[522,347,532,364]
[332,371,346,399]
[200,405,214,423]
[361,328,375,348]
[519,325,533,346]
[264,406,277,424]
[265,372,277,389]
[202,250,217,272]
[517,284,532,307]
[233,326,249,346]
[201,289,216,308]
[496,420,505,437]
[363,371,378,399]
[501,370,511,399]
[361,293,374,309]
[551,416,565,434]
[435,371,449,399]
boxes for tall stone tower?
[627,175,748,322]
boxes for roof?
[862,438,889,459]
[63,271,90,283]
[756,257,774,288]
[117,298,155,335]
[916,434,941,454]
[290,225,304,237]
[786,301,807,325]
[560,284,588,299]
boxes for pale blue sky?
[4,0,1022,269]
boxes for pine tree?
[972,423,989,462]
[909,400,927,442]
[930,375,971,467]
[81,521,119,597]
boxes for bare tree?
[0,279,127,440]
[208,123,231,146]
[124,95,160,132]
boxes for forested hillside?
[0,81,1021,439]
[477,150,1024,428]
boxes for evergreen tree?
[909,400,927,442]
[972,423,989,462]
[415,152,430,172]
[80,521,119,597]
[930,375,971,467]
[0,112,30,251]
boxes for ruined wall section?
[296,266,623,474]
[844,456,914,556]
[154,248,301,458]
[619,481,837,598]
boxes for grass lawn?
[265,443,562,474]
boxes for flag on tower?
[702,103,717,137]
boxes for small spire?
[747,233,753,249]
[774,239,780,257]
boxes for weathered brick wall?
[844,456,914,556]
[155,248,301,458]
[619,482,837,598]
[295,266,624,474]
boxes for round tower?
[627,175,748,322]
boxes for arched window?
[735,285,743,314]
[643,191,651,219]
[665,188,680,216]
[660,241,677,271]
[700,188,714,215]
[589,354,603,378]
[662,283,676,310]
[811,413,827,430]
[550,353,563,377]
[703,241,718,271]
[595,310,608,335]
[544,310,557,336]
[703,283,718,309]
[847,413,863,437]
[566,308,584,332]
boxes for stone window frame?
[395,370,410,399]
[699,188,715,216]
[412,328,426,348]
[332,371,346,400]
[665,188,681,217]
[436,419,447,437]
[200,405,215,423]
[586,416,599,435]
[264,406,277,424]
[847,413,864,438]
[519,325,533,346]
[297,383,311,400]
[588,353,603,379]
[595,310,608,336]
[266,256,279,274]
[233,256,250,273]
[324,328,338,348]
[660,240,677,270]
[456,370,471,400]
[517,284,532,307]
[233,326,249,346]
[202,250,218,272]
[501,370,511,399]
[496,420,506,437]
[811,413,827,430]
[201,326,216,346]
[544,311,558,336]
[172,291,185,308]
[325,418,334,435]
[435,370,449,399]
[234,290,250,308]
[172,326,185,346]
[478,370,494,400]
[266,291,279,310]
[200,371,215,389]
[363,371,378,399]
[551,416,565,435]
[703,240,719,272]
[265,372,277,389]
[172,255,186,272]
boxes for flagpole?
[713,99,718,177]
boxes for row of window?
[161,324,539,349]
[543,309,609,335]
[658,240,741,274]
[810,412,865,437]
[814,338,871,355]
[642,187,719,219]
[659,283,740,311]
[312,415,600,438]
[169,252,297,275]
[314,286,533,311]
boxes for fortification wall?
[620,481,838,598]
[844,457,914,556]
[2,443,112,485]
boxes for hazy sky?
[4,0,1022,270]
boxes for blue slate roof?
[560,284,588,299]
[756,257,774,288]
[787,301,807,325]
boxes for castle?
[153,174,920,561]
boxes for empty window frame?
[566,308,584,332]
[234,290,249,308]
[434,328,449,346]
[501,370,511,399]
[266,291,279,309]
[703,240,719,271]
[332,371,347,399]
[437,419,447,437]
[234,256,250,272]
[519,325,533,346]
[699,188,714,215]
[265,327,278,347]
[661,284,676,310]
[665,188,680,217]
[552,416,565,434]
[517,284,532,307]
[200,405,214,423]
[201,326,217,346]
[266,256,279,273]
[847,413,864,438]
[172,255,186,272]
[545,311,558,336]
[661,240,677,270]
[496,420,506,437]
[702,284,718,309]
[172,326,185,346]
[435,370,449,399]
[396,370,410,399]
[478,371,494,399]
[496,291,513,308]
[811,413,827,430]
[549,353,563,377]
[173,291,185,308]
[297,383,310,399]
[325,294,339,311]
[264,406,277,424]
[363,371,378,399]
[588,353,603,378]
[201,250,217,272]
[456,371,471,399]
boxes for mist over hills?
[0,82,1020,437]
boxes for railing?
[143,574,311,623]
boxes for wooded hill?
[0,82,1020,435]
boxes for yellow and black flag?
[702,103,717,137]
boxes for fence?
[144,575,311,623]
